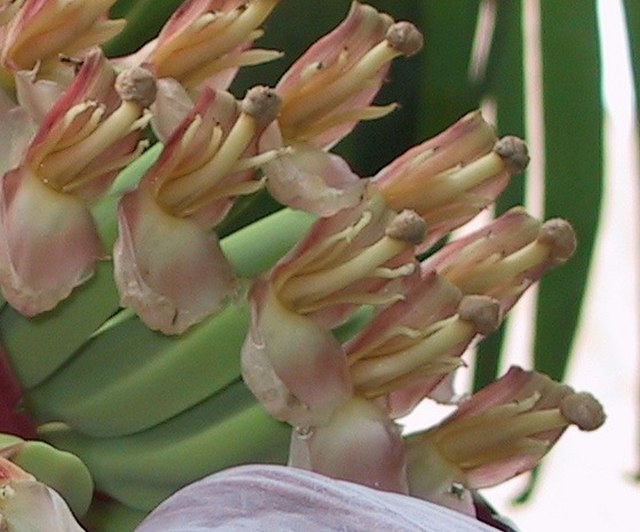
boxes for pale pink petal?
[289,397,408,494]
[0,92,33,175]
[150,78,195,143]
[1,0,124,71]
[114,187,237,335]
[241,278,352,427]
[14,64,66,123]
[260,123,365,216]
[0,479,84,531]
[0,168,104,316]
[137,464,497,531]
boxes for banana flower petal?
[242,277,351,427]
[116,0,281,92]
[0,168,104,315]
[0,453,83,531]
[0,89,33,175]
[1,0,124,73]
[136,464,498,532]
[289,397,408,494]
[114,187,236,336]
[259,123,365,216]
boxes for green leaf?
[415,1,483,139]
[475,1,526,391]
[105,0,186,56]
[534,1,603,381]
[623,0,640,120]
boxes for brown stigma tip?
[560,392,606,431]
[115,67,157,108]
[386,22,424,57]
[385,209,426,245]
[457,295,502,335]
[538,218,577,263]
[242,85,282,125]
[493,136,530,174]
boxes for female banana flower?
[405,366,605,516]
[372,111,530,251]
[118,0,281,93]
[422,207,577,312]
[346,273,501,418]
[0,49,155,315]
[260,2,424,216]
[0,448,83,531]
[1,0,124,75]
[242,187,426,427]
[114,85,281,335]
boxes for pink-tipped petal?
[150,78,196,143]
[260,123,365,216]
[0,168,104,316]
[276,1,395,148]
[114,188,237,335]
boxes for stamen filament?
[280,235,408,309]
[351,317,473,389]
[441,409,568,464]
[383,150,505,212]
[449,240,550,294]
[160,113,257,211]
[41,100,143,185]
[282,40,401,136]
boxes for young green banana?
[0,434,94,519]
[27,300,250,437]
[39,380,290,511]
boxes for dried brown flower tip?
[385,209,427,245]
[115,67,157,108]
[457,295,502,335]
[386,21,424,57]
[493,136,530,174]
[242,85,282,125]
[560,391,606,431]
[538,218,577,262]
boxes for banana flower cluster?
[0,0,607,528]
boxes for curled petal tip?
[458,295,502,335]
[386,21,424,57]
[538,218,577,262]
[560,392,606,431]
[242,85,281,125]
[385,209,426,245]
[493,136,529,174]
[115,67,157,108]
